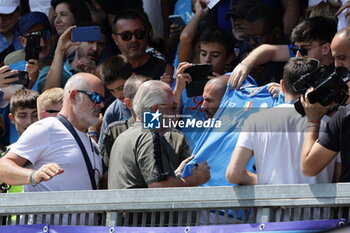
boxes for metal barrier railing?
[0,183,349,227]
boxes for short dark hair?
[291,16,337,43]
[10,89,39,114]
[51,0,92,27]
[199,27,234,55]
[111,10,151,35]
[100,55,133,86]
[283,57,319,95]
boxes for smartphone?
[185,64,213,97]
[25,34,41,61]
[5,71,29,87]
[71,26,101,42]
[168,15,186,28]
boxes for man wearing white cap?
[0,0,22,61]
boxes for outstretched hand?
[32,163,64,184]
[228,62,251,90]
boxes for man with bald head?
[301,27,350,182]
[0,72,105,191]
[201,77,229,119]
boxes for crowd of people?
[0,0,350,204]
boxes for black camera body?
[292,66,349,115]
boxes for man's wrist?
[28,170,39,186]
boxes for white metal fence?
[0,183,349,227]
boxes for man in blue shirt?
[0,0,22,62]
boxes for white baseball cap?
[0,0,20,14]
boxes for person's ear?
[111,34,118,46]
[124,98,132,109]
[280,79,286,95]
[69,89,78,103]
[19,36,26,47]
[8,113,15,124]
[321,42,331,56]
[40,110,47,120]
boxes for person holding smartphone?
[37,23,106,92]
[3,12,52,91]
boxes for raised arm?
[229,44,290,90]
[41,26,78,92]
[173,62,193,108]
[178,0,209,62]
[300,91,338,177]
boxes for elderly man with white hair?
[0,72,105,191]
[108,80,210,189]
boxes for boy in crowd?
[36,87,63,120]
[8,89,39,140]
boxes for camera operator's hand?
[301,88,335,122]
[0,66,18,88]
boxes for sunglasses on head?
[115,29,146,41]
[24,29,52,40]
[290,43,325,57]
[77,90,105,104]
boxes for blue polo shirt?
[37,57,77,91]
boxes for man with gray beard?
[0,72,105,192]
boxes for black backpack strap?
[57,115,97,190]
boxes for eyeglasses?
[24,29,52,40]
[115,29,146,41]
[290,43,325,57]
[244,31,270,44]
[45,109,60,113]
[77,90,105,104]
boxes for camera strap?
[57,115,97,190]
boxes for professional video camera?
[292,66,350,116]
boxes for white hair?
[133,80,170,119]
[63,74,90,102]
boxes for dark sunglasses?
[24,29,52,40]
[244,35,264,44]
[244,31,270,44]
[45,109,60,113]
[290,43,325,57]
[115,29,146,41]
[77,90,105,104]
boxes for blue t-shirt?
[182,78,278,187]
[0,30,22,53]
[98,99,131,145]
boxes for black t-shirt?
[132,55,166,80]
[318,105,350,182]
